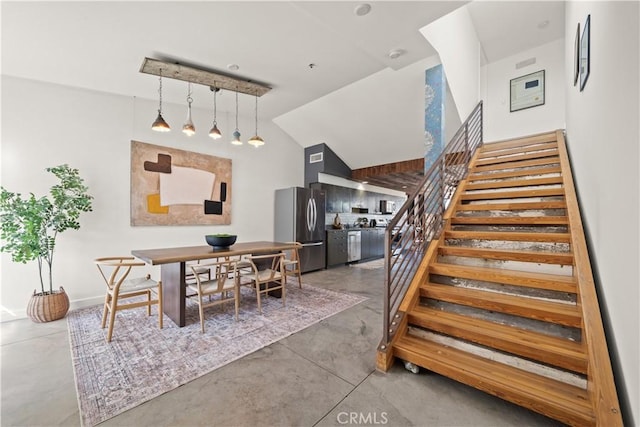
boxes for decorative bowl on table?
[205,234,237,249]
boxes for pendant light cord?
[158,69,163,112]
[254,94,258,134]
[235,89,239,131]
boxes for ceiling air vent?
[309,152,323,164]
[516,57,536,69]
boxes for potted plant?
[0,164,93,322]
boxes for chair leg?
[101,293,110,329]
[234,285,239,321]
[255,284,262,314]
[198,293,205,334]
[157,281,163,329]
[146,289,151,316]
[106,292,119,342]
[281,278,286,308]
[296,270,302,288]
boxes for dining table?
[132,241,298,327]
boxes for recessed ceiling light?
[388,49,406,60]
[227,64,240,71]
[537,20,550,29]
[354,3,371,16]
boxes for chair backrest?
[246,253,285,281]
[190,259,237,292]
[95,256,146,292]
[283,242,302,263]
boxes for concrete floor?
[1,262,562,426]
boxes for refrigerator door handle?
[301,242,323,247]
[306,198,313,232]
[311,198,317,231]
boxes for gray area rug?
[68,282,366,426]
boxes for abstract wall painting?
[131,141,231,226]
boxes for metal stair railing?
[380,101,483,349]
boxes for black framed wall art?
[580,14,591,91]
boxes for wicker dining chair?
[282,242,303,288]
[94,256,163,342]
[187,258,241,333]
[242,253,286,314]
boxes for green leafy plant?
[0,164,93,295]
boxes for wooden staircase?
[378,130,622,426]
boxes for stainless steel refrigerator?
[274,187,326,273]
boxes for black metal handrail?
[380,101,483,347]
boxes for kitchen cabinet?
[326,230,348,266]
[312,183,351,213]
[350,189,366,211]
[357,228,385,260]
[361,229,372,259]
[375,228,385,257]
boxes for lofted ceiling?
[1,1,565,193]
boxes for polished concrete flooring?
[1,262,562,426]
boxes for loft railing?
[380,101,483,348]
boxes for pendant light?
[182,82,195,136]
[231,89,242,145]
[208,86,222,140]
[151,69,170,132]
[248,93,265,147]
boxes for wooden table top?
[132,241,296,265]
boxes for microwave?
[379,200,396,214]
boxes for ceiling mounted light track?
[140,57,271,97]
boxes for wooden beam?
[140,57,271,97]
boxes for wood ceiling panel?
[352,158,424,194]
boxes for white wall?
[0,76,303,320]
[481,38,566,142]
[564,2,639,423]
[420,5,481,121]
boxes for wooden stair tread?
[420,282,582,327]
[477,141,558,159]
[461,188,565,201]
[438,245,574,265]
[471,156,560,173]
[475,149,559,167]
[480,132,558,152]
[444,230,571,243]
[467,165,562,181]
[465,176,563,191]
[450,215,568,225]
[429,262,577,293]
[456,201,566,211]
[407,305,587,374]
[394,334,594,426]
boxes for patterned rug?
[67,283,366,426]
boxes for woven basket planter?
[27,287,70,323]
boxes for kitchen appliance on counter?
[275,187,326,273]
[379,200,396,214]
[375,218,389,228]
